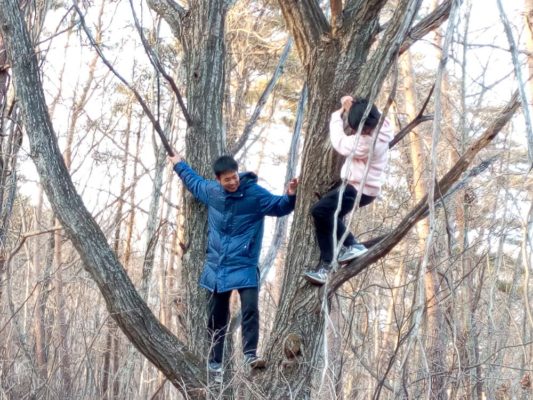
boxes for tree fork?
[0,0,207,396]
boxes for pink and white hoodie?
[329,110,394,197]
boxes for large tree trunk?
[178,2,228,357]
[0,1,206,396]
[1,0,523,397]
[256,1,442,396]
[147,0,228,357]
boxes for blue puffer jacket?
[174,161,296,293]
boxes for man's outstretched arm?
[258,178,298,217]
[169,152,212,205]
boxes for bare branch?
[389,83,435,148]
[328,91,521,294]
[72,3,175,155]
[146,0,186,40]
[390,115,433,148]
[399,0,453,54]
[496,0,533,168]
[230,39,292,155]
[6,227,62,266]
[128,0,192,126]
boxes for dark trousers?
[207,287,259,364]
[311,183,375,264]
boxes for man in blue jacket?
[169,152,297,377]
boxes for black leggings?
[311,184,375,263]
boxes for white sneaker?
[337,244,368,263]
[208,361,223,383]
[303,268,329,285]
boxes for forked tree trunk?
[1,0,522,398]
[0,2,206,397]
[257,1,444,396]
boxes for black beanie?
[347,99,381,130]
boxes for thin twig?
[72,2,175,155]
[230,39,293,155]
[5,227,62,266]
[389,83,435,148]
[496,0,533,168]
[127,0,191,126]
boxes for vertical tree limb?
[0,0,206,395]
[230,39,293,155]
[496,0,533,168]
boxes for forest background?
[0,0,532,399]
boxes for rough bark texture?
[147,0,228,357]
[0,0,206,396]
[250,0,437,396]
[0,0,525,397]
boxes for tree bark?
[257,1,451,396]
[0,1,206,396]
[147,0,229,357]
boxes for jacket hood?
[239,171,258,186]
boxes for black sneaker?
[244,354,266,369]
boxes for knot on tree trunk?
[283,332,302,360]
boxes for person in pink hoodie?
[304,96,394,285]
